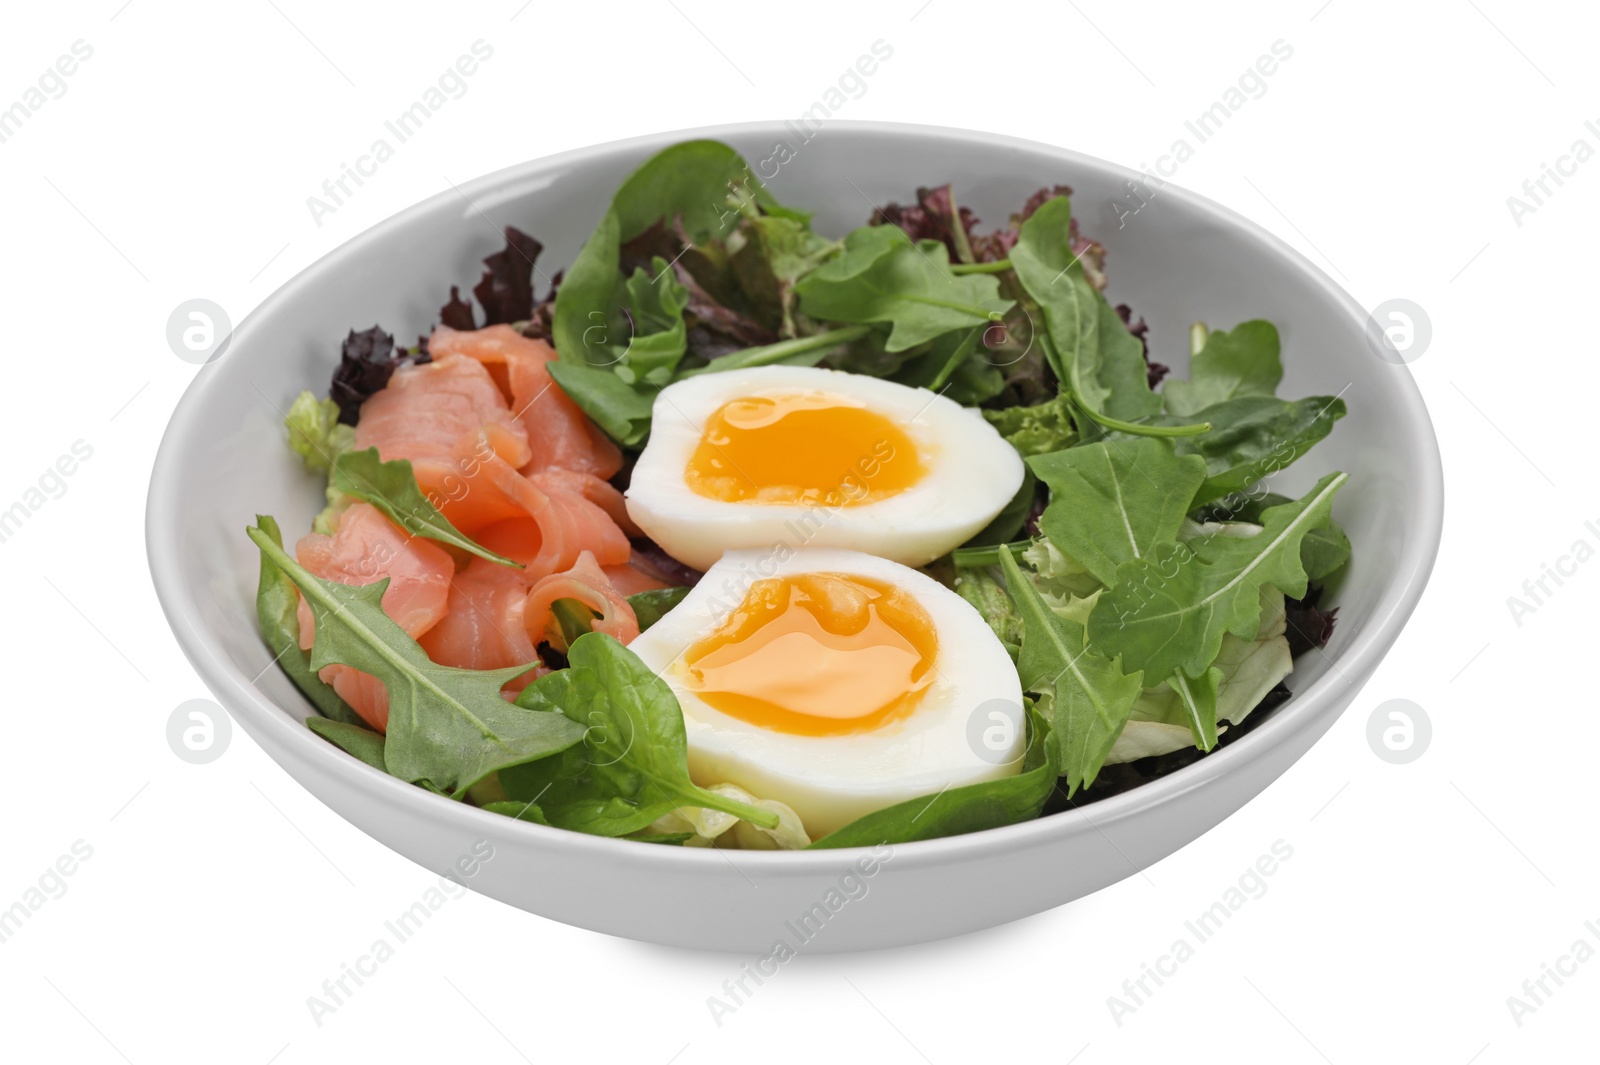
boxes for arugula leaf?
[306,717,387,771]
[795,228,1011,352]
[500,633,780,835]
[253,514,362,725]
[1011,197,1159,423]
[1028,438,1208,586]
[808,705,1058,848]
[247,522,587,795]
[1162,320,1282,416]
[999,546,1144,795]
[1088,472,1348,679]
[1162,395,1347,506]
[1199,492,1351,581]
[628,587,689,631]
[982,394,1078,456]
[330,448,517,567]
[284,391,354,472]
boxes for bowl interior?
[150,121,1441,859]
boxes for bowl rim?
[147,119,1444,875]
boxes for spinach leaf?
[628,587,689,631]
[999,546,1144,795]
[1028,438,1208,586]
[551,207,626,370]
[982,393,1078,456]
[1162,320,1282,416]
[795,228,1011,353]
[1088,472,1348,679]
[611,140,772,245]
[543,359,656,447]
[1011,197,1159,423]
[330,448,517,566]
[890,323,983,393]
[808,705,1057,848]
[252,514,361,725]
[500,633,780,835]
[1162,395,1347,506]
[306,717,387,771]
[247,522,587,795]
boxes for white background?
[1,1,1594,1061]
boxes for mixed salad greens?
[254,140,1348,849]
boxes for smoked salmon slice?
[429,325,623,480]
[295,503,455,732]
[419,557,544,676]
[524,550,641,649]
[471,465,631,578]
[354,354,535,535]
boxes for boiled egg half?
[628,547,1025,837]
[624,365,1025,572]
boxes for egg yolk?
[680,573,939,736]
[684,391,924,506]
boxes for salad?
[252,139,1349,850]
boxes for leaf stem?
[950,259,1012,275]
[951,540,1034,568]
[688,324,870,374]
[1072,396,1212,438]
[947,188,977,265]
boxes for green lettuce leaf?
[982,393,1078,456]
[284,391,355,472]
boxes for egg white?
[623,365,1025,572]
[628,548,1026,837]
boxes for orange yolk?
[680,573,939,736]
[684,391,924,506]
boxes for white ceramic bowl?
[147,121,1443,953]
